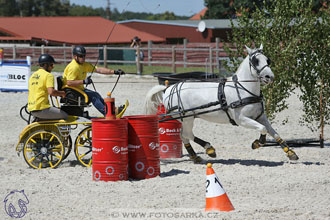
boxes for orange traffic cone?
[205,163,234,212]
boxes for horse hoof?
[251,139,261,149]
[206,146,216,158]
[191,155,203,164]
[287,150,299,160]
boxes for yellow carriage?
[16,76,128,169]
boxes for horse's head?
[245,44,274,85]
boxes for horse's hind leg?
[257,114,299,160]
[193,137,216,158]
[181,119,202,163]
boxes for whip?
[86,1,131,91]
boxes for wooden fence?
[0,40,233,74]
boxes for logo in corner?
[3,190,29,218]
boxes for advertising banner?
[0,58,31,92]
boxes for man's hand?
[83,76,93,85]
[114,69,125,75]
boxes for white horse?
[144,45,299,163]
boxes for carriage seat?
[57,76,90,117]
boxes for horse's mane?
[235,55,249,76]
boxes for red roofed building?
[0,17,165,46]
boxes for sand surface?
[0,74,329,220]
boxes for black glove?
[83,76,93,85]
[114,69,125,75]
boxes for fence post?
[216,37,220,71]
[41,45,45,54]
[148,40,152,66]
[136,45,141,75]
[103,45,107,68]
[12,45,16,60]
[183,38,187,68]
[172,46,176,73]
[209,47,213,73]
[63,43,67,65]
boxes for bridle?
[249,49,271,76]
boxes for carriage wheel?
[62,135,72,161]
[74,126,92,167]
[23,130,64,169]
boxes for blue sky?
[69,0,205,17]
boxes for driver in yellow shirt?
[28,54,68,120]
[63,45,125,116]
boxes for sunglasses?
[77,55,86,58]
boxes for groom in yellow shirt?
[28,54,68,120]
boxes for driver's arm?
[47,87,66,98]
[95,67,115,75]
[66,80,84,86]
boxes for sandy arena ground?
[0,74,329,220]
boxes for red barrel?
[157,105,183,158]
[92,118,128,181]
[125,115,160,179]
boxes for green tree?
[0,0,18,16]
[69,4,103,16]
[204,0,327,19]
[223,0,330,142]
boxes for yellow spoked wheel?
[74,126,92,167]
[62,135,72,161]
[23,130,64,169]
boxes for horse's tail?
[144,85,167,115]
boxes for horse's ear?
[245,45,252,55]
[259,44,263,50]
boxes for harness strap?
[230,75,264,121]
[164,76,264,125]
[167,100,220,113]
[217,79,238,126]
[229,96,263,108]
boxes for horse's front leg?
[251,134,266,149]
[237,117,267,150]
[257,114,299,160]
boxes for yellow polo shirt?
[63,59,95,90]
[27,69,54,111]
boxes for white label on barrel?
[93,147,103,152]
[92,147,104,156]
[135,162,145,172]
[128,144,141,149]
[149,142,159,150]
[112,146,120,154]
[147,167,155,176]
[94,170,101,181]
[106,166,114,176]
[121,146,128,154]
[165,128,181,136]
[161,144,169,153]
[159,127,166,134]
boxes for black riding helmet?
[73,45,86,56]
[38,54,56,65]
